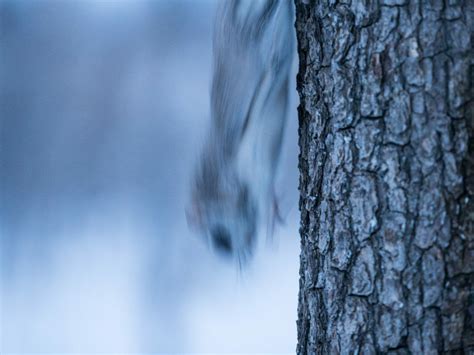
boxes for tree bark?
[294,1,473,353]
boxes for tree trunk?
[294,1,473,353]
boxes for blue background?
[0,0,300,352]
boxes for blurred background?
[0,0,300,352]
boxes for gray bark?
[294,0,473,353]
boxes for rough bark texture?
[295,0,473,353]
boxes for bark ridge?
[295,0,473,353]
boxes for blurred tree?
[294,1,473,353]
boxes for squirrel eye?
[211,225,233,255]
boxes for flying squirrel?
[187,0,295,265]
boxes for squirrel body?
[189,0,294,263]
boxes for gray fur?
[189,0,294,264]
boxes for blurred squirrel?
[187,0,294,265]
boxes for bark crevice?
[295,0,473,353]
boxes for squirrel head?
[187,162,258,264]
